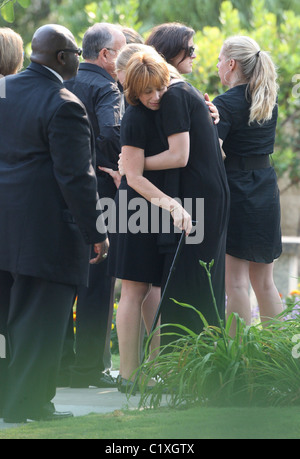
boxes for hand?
[98,166,121,188]
[118,153,125,176]
[170,205,192,236]
[204,93,220,124]
[90,237,110,264]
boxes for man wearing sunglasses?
[0,24,108,423]
[61,23,126,390]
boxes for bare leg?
[249,261,283,324]
[226,254,251,335]
[141,286,161,360]
[116,280,151,381]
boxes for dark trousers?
[59,174,117,385]
[70,260,115,384]
[0,270,76,418]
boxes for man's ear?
[56,50,66,66]
[98,48,108,63]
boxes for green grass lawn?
[1,406,300,439]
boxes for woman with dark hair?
[142,23,230,345]
[146,22,195,74]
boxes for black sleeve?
[159,86,190,136]
[212,94,233,141]
[48,100,107,244]
[120,107,148,149]
[94,84,122,170]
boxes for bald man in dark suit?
[0,24,108,423]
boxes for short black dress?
[213,84,282,263]
[108,103,166,284]
[157,81,230,337]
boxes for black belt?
[225,155,271,171]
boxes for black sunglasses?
[186,46,195,57]
[56,48,82,57]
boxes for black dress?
[213,84,282,263]
[158,81,230,338]
[108,103,166,285]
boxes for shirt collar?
[43,65,64,83]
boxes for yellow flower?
[111,323,115,330]
[290,290,300,296]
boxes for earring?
[224,70,231,85]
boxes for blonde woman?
[115,43,183,87]
[0,28,23,76]
[213,36,283,332]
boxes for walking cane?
[130,226,196,394]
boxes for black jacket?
[65,63,122,171]
[0,63,107,286]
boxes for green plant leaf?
[17,0,30,7]
[171,298,210,329]
[0,0,11,8]
[1,1,14,22]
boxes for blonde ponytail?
[222,36,278,125]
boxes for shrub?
[137,263,300,409]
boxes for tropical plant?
[137,261,300,409]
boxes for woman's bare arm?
[122,144,192,235]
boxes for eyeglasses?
[105,48,118,55]
[56,48,82,57]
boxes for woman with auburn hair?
[0,28,23,76]
[213,35,283,333]
[100,44,185,381]
[112,42,221,388]
[108,49,192,392]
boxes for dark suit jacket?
[0,63,107,286]
[65,63,122,171]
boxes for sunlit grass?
[1,406,300,439]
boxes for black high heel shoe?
[116,374,122,388]
[118,377,138,396]
[118,376,166,396]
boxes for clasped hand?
[90,237,110,264]
[170,205,193,236]
[204,93,219,124]
[98,166,122,188]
